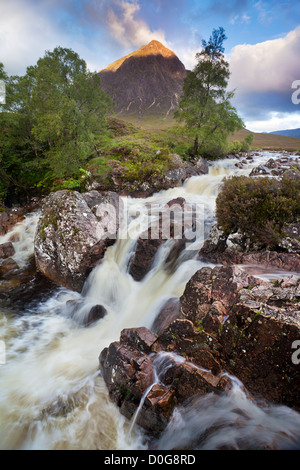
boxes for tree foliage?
[0,47,112,204]
[175,27,244,159]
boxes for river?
[0,151,300,450]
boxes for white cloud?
[230,13,250,25]
[0,0,65,75]
[229,26,300,94]
[106,0,168,48]
[245,111,300,133]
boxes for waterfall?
[0,151,299,450]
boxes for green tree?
[175,27,244,159]
[0,48,113,204]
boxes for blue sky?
[1,0,300,132]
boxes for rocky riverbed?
[0,149,300,449]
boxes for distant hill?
[268,128,300,139]
[98,40,186,122]
[231,129,300,151]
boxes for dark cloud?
[233,90,300,121]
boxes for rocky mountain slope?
[98,40,186,120]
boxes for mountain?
[98,40,187,122]
[268,128,300,139]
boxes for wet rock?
[34,190,120,292]
[220,293,300,411]
[120,327,160,354]
[99,266,300,437]
[265,158,278,169]
[160,168,186,189]
[99,340,155,418]
[0,256,58,310]
[0,208,25,236]
[0,242,15,259]
[129,237,164,282]
[195,158,209,175]
[99,326,228,437]
[86,305,107,326]
[129,198,195,281]
[200,224,300,272]
[181,264,300,410]
[151,297,181,336]
[242,251,300,272]
[0,278,22,292]
[250,165,270,176]
[0,258,19,275]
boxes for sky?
[1,0,300,133]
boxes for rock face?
[180,266,300,411]
[0,209,24,236]
[99,327,230,437]
[0,242,15,259]
[129,197,198,281]
[34,190,121,292]
[200,224,300,272]
[99,265,300,437]
[98,40,187,120]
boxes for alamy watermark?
[291,80,300,105]
[0,340,5,365]
[292,340,300,365]
[95,200,205,249]
[0,80,5,105]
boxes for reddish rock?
[151,297,181,335]
[99,263,300,438]
[219,297,300,411]
[0,209,25,236]
[200,224,300,272]
[86,305,107,326]
[120,327,160,354]
[129,198,190,281]
[0,258,19,275]
[242,251,300,272]
[0,242,15,259]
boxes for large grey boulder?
[34,190,121,292]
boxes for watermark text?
[291,80,300,105]
[0,340,6,365]
[0,80,5,105]
[292,340,300,365]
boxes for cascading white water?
[0,212,40,268]
[156,373,300,450]
[0,151,300,450]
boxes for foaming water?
[0,151,299,450]
[0,212,40,268]
[156,374,300,450]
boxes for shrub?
[216,175,300,249]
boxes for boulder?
[180,265,300,411]
[0,258,19,275]
[0,208,25,236]
[86,305,108,326]
[219,281,300,411]
[99,266,300,437]
[129,198,194,281]
[151,297,181,336]
[99,326,229,437]
[200,224,300,272]
[34,190,121,292]
[0,242,15,259]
